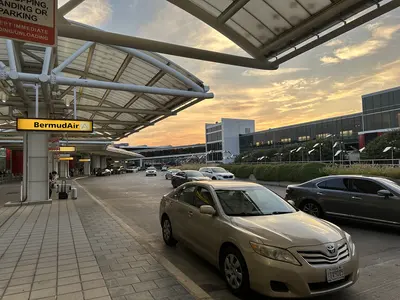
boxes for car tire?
[221,246,250,296]
[161,216,177,247]
[300,200,323,218]
[212,177,217,180]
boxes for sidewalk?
[0,186,199,300]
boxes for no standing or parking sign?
[0,0,57,46]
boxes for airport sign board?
[79,158,90,162]
[0,0,57,46]
[17,118,93,133]
[50,146,76,152]
[59,157,73,161]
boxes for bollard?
[71,188,78,200]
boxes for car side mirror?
[287,200,295,206]
[200,205,216,216]
[377,189,392,198]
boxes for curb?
[74,179,213,300]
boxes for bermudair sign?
[17,118,93,133]
[0,0,57,46]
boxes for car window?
[211,167,227,173]
[318,178,350,191]
[178,186,196,206]
[194,187,215,208]
[215,187,295,216]
[351,179,385,195]
[186,171,203,177]
[199,168,205,172]
[176,172,185,176]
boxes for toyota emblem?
[326,244,336,256]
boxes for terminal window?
[340,130,353,137]
[298,136,310,141]
[281,138,291,143]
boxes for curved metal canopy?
[169,0,400,64]
[0,22,214,141]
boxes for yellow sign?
[52,146,76,152]
[79,159,91,162]
[17,118,93,133]
[59,157,73,161]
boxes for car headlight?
[344,232,355,256]
[250,242,301,266]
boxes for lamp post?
[289,149,296,162]
[383,146,396,166]
[308,149,316,161]
[313,143,322,161]
[296,147,305,162]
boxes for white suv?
[199,167,235,180]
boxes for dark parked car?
[96,168,111,176]
[286,175,400,226]
[114,166,126,174]
[171,170,211,188]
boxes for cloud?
[325,40,343,47]
[321,24,400,65]
[320,56,341,64]
[334,39,387,60]
[59,0,112,26]
[242,68,309,77]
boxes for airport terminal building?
[239,86,400,154]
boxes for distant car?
[96,168,111,176]
[127,166,139,173]
[165,169,181,180]
[161,166,168,171]
[145,167,157,177]
[159,181,359,298]
[286,175,400,225]
[200,167,235,180]
[171,170,211,188]
[113,166,126,174]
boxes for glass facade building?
[240,114,362,153]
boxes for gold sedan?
[159,181,359,298]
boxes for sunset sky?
[61,0,400,146]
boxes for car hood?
[231,212,345,248]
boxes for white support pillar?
[24,107,49,201]
[59,161,69,178]
[91,155,100,168]
[48,152,54,174]
[83,162,91,176]
[100,157,107,169]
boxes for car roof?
[193,180,262,189]
[312,174,385,181]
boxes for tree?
[364,130,400,159]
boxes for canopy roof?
[0,23,213,142]
[169,0,400,64]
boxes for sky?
[60,0,400,146]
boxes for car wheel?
[300,200,323,218]
[162,216,177,246]
[221,246,250,295]
[212,177,217,180]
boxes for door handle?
[351,196,362,200]
[317,192,324,196]
[188,211,193,217]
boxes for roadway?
[78,172,400,300]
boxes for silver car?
[159,181,359,298]
[286,175,400,226]
[165,168,181,180]
[199,167,235,180]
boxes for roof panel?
[107,90,133,107]
[88,45,127,80]
[81,87,107,99]
[117,113,138,122]
[131,98,157,110]
[169,0,397,61]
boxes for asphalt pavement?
[78,172,400,300]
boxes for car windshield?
[186,171,203,177]
[215,187,296,216]
[211,167,227,173]
[148,167,156,170]
[378,178,400,193]
[169,169,180,172]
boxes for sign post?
[0,0,57,46]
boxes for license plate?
[326,266,345,283]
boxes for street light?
[296,146,305,162]
[383,146,396,165]
[313,143,323,161]
[308,149,316,161]
[289,149,296,162]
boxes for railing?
[230,159,400,166]
[0,174,23,185]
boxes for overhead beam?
[218,0,250,24]
[58,0,86,16]
[57,23,276,70]
[13,72,215,99]
[52,41,94,74]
